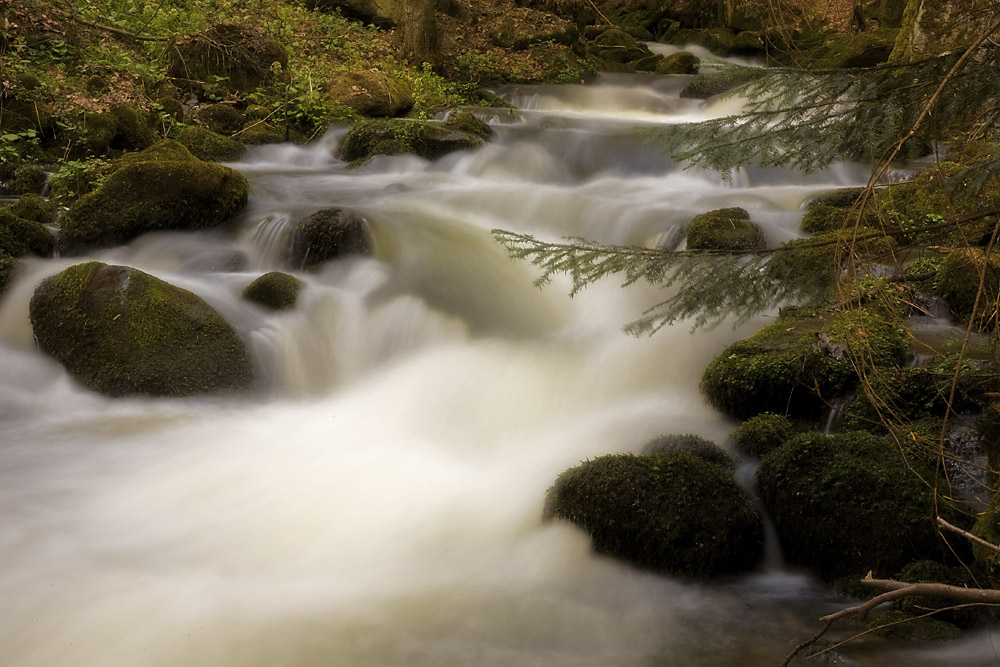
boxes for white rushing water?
[1,74,997,666]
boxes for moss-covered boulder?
[0,209,55,258]
[81,105,155,156]
[641,433,734,468]
[701,309,909,419]
[543,452,763,577]
[177,126,246,162]
[166,24,288,92]
[730,412,794,458]
[5,193,56,225]
[800,204,849,234]
[243,271,302,310]
[58,140,249,253]
[340,118,486,162]
[679,70,755,100]
[196,104,246,136]
[586,27,648,64]
[686,207,765,252]
[656,51,699,75]
[757,431,949,580]
[326,71,414,118]
[240,123,288,145]
[29,262,253,397]
[289,207,374,270]
[936,248,1000,328]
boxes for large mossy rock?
[58,140,249,253]
[6,193,56,225]
[289,207,374,270]
[686,206,764,252]
[243,271,302,310]
[29,262,254,397]
[701,309,909,420]
[586,27,649,64]
[340,118,486,162]
[80,104,155,156]
[757,431,949,581]
[166,24,288,92]
[326,71,415,118]
[543,452,763,577]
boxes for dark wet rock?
[289,207,374,270]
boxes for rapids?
[1,72,997,666]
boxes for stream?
[1,69,998,666]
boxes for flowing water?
[1,73,998,666]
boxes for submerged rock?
[58,140,249,253]
[29,262,254,397]
[289,207,374,270]
[543,452,763,577]
[243,271,302,310]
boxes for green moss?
[177,126,246,162]
[641,434,734,468]
[701,309,909,419]
[936,248,1000,328]
[156,97,186,122]
[686,207,764,252]
[243,271,302,310]
[0,210,55,258]
[29,262,253,397]
[973,507,1000,587]
[730,413,794,457]
[757,431,949,580]
[801,205,849,234]
[59,140,249,253]
[841,357,997,435]
[543,452,763,577]
[289,207,373,270]
[340,118,486,163]
[5,193,56,225]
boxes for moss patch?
[730,412,794,458]
[177,126,247,162]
